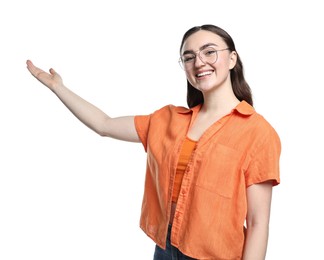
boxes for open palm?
[26,60,63,90]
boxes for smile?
[196,71,213,78]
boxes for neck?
[201,87,240,115]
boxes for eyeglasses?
[178,47,229,70]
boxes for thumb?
[49,68,62,78]
[49,68,56,75]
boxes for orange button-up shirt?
[134,101,281,260]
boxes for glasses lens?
[199,47,217,65]
[179,54,195,70]
[178,58,185,70]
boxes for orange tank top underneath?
[172,137,197,203]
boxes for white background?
[1,0,323,259]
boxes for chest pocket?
[196,143,241,199]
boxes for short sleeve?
[134,114,151,152]
[245,127,281,187]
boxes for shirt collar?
[175,101,254,115]
[234,100,255,115]
[175,104,201,114]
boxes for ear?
[229,51,237,70]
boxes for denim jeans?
[153,225,196,260]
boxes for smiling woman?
[180,26,253,111]
[26,24,280,260]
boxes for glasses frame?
[178,47,230,70]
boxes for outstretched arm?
[26,60,140,142]
[242,181,273,260]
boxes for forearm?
[242,224,269,260]
[52,84,111,136]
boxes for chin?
[196,84,216,93]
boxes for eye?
[203,48,217,57]
[182,54,195,63]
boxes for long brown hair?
[180,24,253,108]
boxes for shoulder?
[149,104,191,118]
[234,101,280,148]
[135,104,190,125]
[238,101,279,137]
[253,112,279,139]
[247,111,281,153]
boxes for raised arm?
[26,60,140,142]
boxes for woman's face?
[180,30,237,94]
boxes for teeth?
[197,71,212,77]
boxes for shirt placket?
[170,142,197,245]
[170,113,234,246]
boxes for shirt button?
[182,190,186,195]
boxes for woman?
[27,24,280,260]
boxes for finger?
[26,59,35,73]
[26,59,33,66]
[26,60,40,73]
[26,60,45,77]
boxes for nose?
[194,54,206,67]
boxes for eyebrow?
[182,43,219,55]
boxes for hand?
[26,60,63,90]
